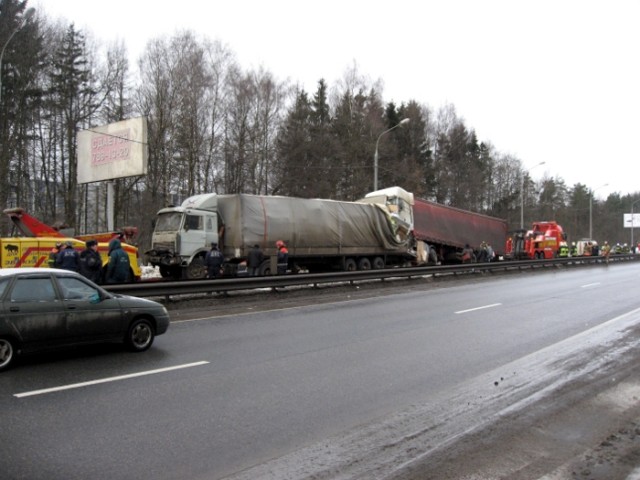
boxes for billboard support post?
[107,181,114,231]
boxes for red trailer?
[412,198,508,264]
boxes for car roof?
[0,268,81,277]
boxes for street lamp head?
[24,8,36,22]
[399,118,410,126]
[591,183,609,195]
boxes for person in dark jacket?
[105,238,130,283]
[246,244,263,276]
[48,242,62,268]
[56,241,80,272]
[205,242,224,278]
[79,239,103,284]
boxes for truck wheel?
[357,258,371,270]
[259,261,271,276]
[344,258,357,271]
[0,337,16,371]
[372,257,385,269]
[186,256,206,279]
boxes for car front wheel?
[0,338,16,371]
[125,319,155,352]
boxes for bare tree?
[199,38,234,193]
[136,36,180,206]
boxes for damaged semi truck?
[146,187,507,280]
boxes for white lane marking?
[581,282,601,288]
[455,303,502,314]
[14,361,209,398]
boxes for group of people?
[204,240,289,279]
[460,241,495,264]
[47,235,131,284]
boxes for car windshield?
[155,212,183,232]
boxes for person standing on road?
[276,240,288,274]
[247,244,263,276]
[48,242,62,268]
[601,241,611,264]
[105,238,130,283]
[56,241,80,272]
[79,239,103,284]
[461,244,475,264]
[205,242,224,278]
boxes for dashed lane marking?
[455,303,502,314]
[14,361,210,398]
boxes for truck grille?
[152,242,174,253]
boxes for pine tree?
[47,24,98,228]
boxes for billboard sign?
[623,213,640,228]
[77,117,148,184]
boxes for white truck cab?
[147,194,222,279]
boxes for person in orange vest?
[601,241,611,264]
[276,240,288,274]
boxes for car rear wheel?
[0,338,16,371]
[125,319,155,352]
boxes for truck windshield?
[155,213,183,232]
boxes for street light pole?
[631,198,640,251]
[589,183,608,240]
[0,8,35,104]
[520,161,545,229]
[373,118,409,191]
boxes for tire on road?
[0,337,16,371]
[357,257,372,270]
[344,258,357,271]
[125,319,155,352]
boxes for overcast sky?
[36,0,640,201]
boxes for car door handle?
[9,306,19,312]
[66,304,77,310]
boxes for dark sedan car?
[0,268,170,371]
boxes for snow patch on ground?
[140,265,162,279]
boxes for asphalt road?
[1,263,639,479]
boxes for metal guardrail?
[104,254,640,300]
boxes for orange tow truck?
[2,208,141,281]
[506,221,569,260]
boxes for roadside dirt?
[389,340,640,480]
